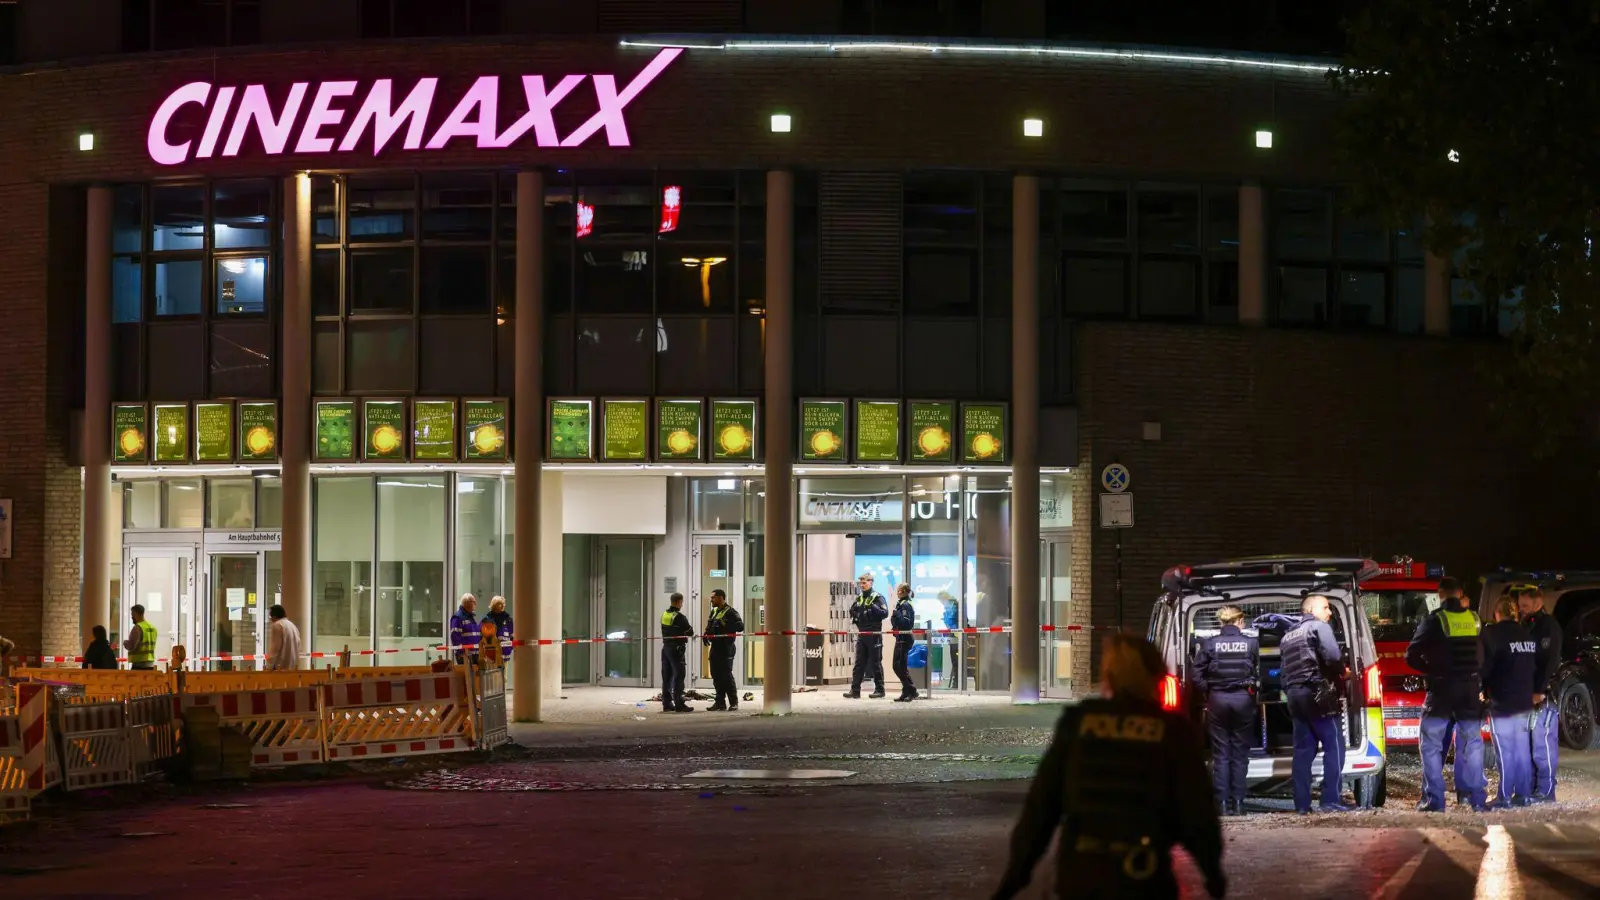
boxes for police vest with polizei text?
[1204,634,1255,690]
[1064,704,1173,843]
[1438,609,1482,678]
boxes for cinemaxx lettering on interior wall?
[146,48,682,166]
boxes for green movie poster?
[152,403,189,463]
[194,402,234,462]
[315,400,356,461]
[365,400,406,460]
[854,400,901,463]
[656,399,702,461]
[602,399,648,461]
[112,404,148,464]
[549,399,593,460]
[237,402,277,462]
[463,400,509,461]
[909,401,956,463]
[413,400,457,461]
[800,400,847,462]
[710,400,757,462]
[961,402,1008,464]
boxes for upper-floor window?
[841,0,982,37]
[358,0,502,38]
[121,0,261,52]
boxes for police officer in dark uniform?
[1518,584,1564,802]
[1192,606,1259,816]
[660,592,696,713]
[890,583,920,702]
[1481,595,1537,808]
[991,634,1225,900]
[844,573,889,699]
[1406,576,1487,811]
[702,589,745,712]
[1279,594,1350,814]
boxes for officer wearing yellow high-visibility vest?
[660,592,696,713]
[1405,576,1488,812]
[703,589,745,711]
[123,603,159,671]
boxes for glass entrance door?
[693,537,737,686]
[124,547,198,668]
[209,553,263,671]
[596,537,649,686]
[1042,538,1074,697]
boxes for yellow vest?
[129,620,158,665]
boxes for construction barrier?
[473,664,510,751]
[126,694,179,780]
[180,687,326,768]
[58,700,133,792]
[17,683,61,795]
[0,711,27,821]
[323,672,472,763]
[9,668,174,700]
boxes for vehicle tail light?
[1364,664,1383,707]
[1160,673,1181,711]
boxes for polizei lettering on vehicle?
[146,48,682,165]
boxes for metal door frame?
[123,544,199,666]
[592,536,652,687]
[203,551,269,671]
[691,534,742,689]
[1041,535,1073,699]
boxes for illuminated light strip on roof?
[619,37,1333,75]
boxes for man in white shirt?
[266,604,303,671]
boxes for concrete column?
[538,470,563,699]
[82,187,113,648]
[1424,248,1450,337]
[512,170,546,722]
[1010,175,1041,704]
[1238,182,1267,326]
[762,170,795,716]
[280,174,313,633]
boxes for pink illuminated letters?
[146,48,682,165]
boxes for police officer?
[991,634,1225,900]
[890,583,920,702]
[1279,594,1350,814]
[1518,584,1564,802]
[660,592,695,713]
[1193,606,1259,816]
[844,573,889,699]
[703,589,745,712]
[1406,576,1488,811]
[1481,595,1537,808]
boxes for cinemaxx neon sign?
[146,48,682,166]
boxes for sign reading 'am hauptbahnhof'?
[146,48,682,166]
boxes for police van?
[1149,557,1389,807]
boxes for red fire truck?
[1362,559,1445,748]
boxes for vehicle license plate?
[1386,724,1419,739]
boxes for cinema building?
[1,1,1594,711]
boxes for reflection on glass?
[113,257,142,323]
[313,477,374,661]
[601,538,647,680]
[151,185,204,251]
[211,554,260,671]
[691,477,743,530]
[966,474,1012,692]
[208,479,255,529]
[215,256,268,314]
[154,259,203,316]
[257,476,283,529]
[124,481,160,528]
[456,476,501,604]
[377,476,447,666]
[213,180,273,248]
[1046,540,1073,695]
[164,479,203,528]
[910,474,961,691]
[562,534,591,683]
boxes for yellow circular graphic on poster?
[718,424,751,456]
[472,423,506,456]
[808,429,841,457]
[969,432,1000,460]
[244,426,274,457]
[118,428,146,459]
[370,424,403,456]
[916,425,951,457]
[665,428,696,455]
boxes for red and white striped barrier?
[17,683,61,794]
[59,700,133,792]
[0,709,28,821]
[126,694,178,780]
[181,687,325,768]
[322,672,473,763]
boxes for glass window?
[349,248,414,314]
[1137,189,1200,253]
[965,473,1012,691]
[314,476,374,661]
[905,250,977,314]
[1338,269,1387,328]
[1278,266,1329,325]
[1138,258,1198,319]
[1275,190,1333,259]
[347,319,414,392]
[210,320,274,397]
[573,179,656,314]
[1060,184,1127,249]
[208,479,255,529]
[419,317,495,395]
[213,180,272,249]
[347,176,416,242]
[257,475,282,529]
[1061,256,1127,317]
[1397,217,1425,263]
[657,316,737,395]
[573,316,652,395]
[797,476,905,529]
[1450,277,1485,335]
[113,186,143,253]
[113,257,142,323]
[498,248,517,319]
[123,480,161,529]
[214,256,267,315]
[422,174,493,241]
[1208,260,1239,323]
[904,318,980,397]
[151,185,205,251]
[1039,473,1074,529]
[313,321,341,394]
[313,176,339,243]
[153,259,203,316]
[377,475,447,665]
[656,172,737,244]
[147,323,205,398]
[313,249,340,317]
[659,252,734,313]
[692,478,743,531]
[497,173,519,244]
[909,473,961,691]
[1338,211,1390,262]
[1206,188,1239,252]
[456,475,502,602]
[903,173,978,245]
[164,479,204,528]
[1396,266,1424,334]
[421,246,491,314]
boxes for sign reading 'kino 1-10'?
[107,398,1009,467]
[146,48,683,165]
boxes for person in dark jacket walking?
[483,595,513,660]
[1279,594,1350,814]
[844,573,889,699]
[890,583,920,702]
[991,634,1225,900]
[449,594,481,665]
[1407,576,1488,812]
[702,589,744,711]
[1192,606,1259,815]
[660,592,696,712]
[1518,584,1564,802]
[83,625,118,670]
[1481,596,1537,808]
